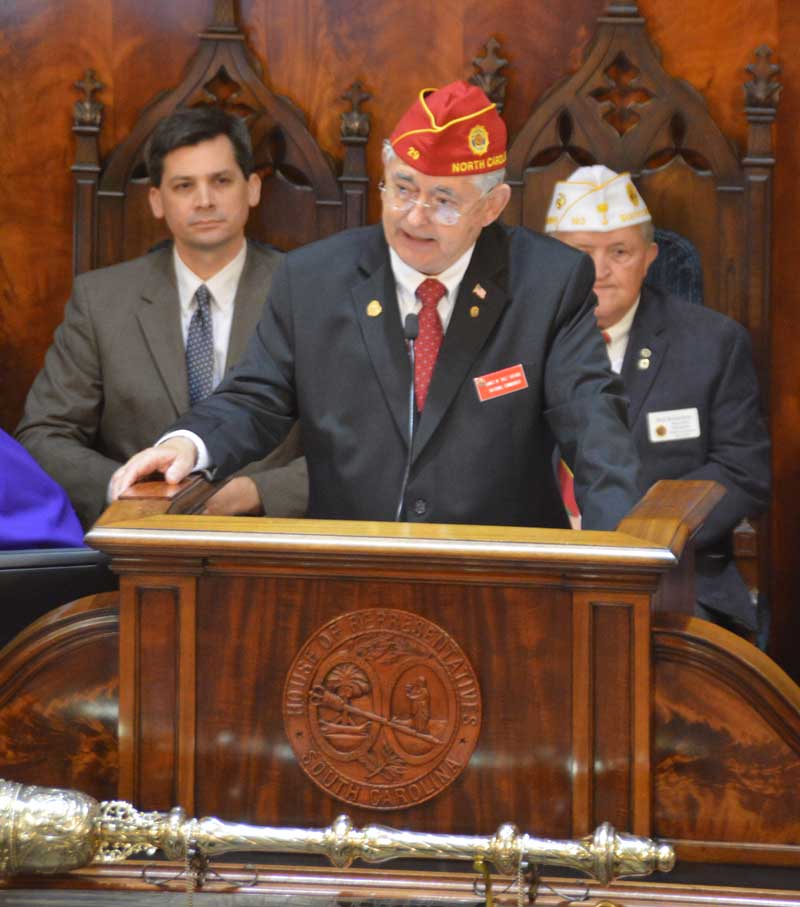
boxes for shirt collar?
[174,241,248,315]
[604,296,640,345]
[389,243,476,303]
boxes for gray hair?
[382,139,506,194]
[640,219,655,244]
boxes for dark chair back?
[0,549,117,650]
[645,228,704,305]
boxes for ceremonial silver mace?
[0,778,674,884]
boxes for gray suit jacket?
[16,242,308,528]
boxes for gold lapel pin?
[470,305,480,318]
[472,283,487,300]
[366,300,382,317]
[640,347,652,358]
[637,358,650,370]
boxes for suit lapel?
[136,247,188,415]
[621,287,668,427]
[227,241,271,366]
[351,229,411,443]
[413,224,510,462]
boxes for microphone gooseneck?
[395,314,419,521]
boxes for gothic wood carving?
[70,0,370,274]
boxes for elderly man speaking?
[112,83,641,531]
[547,165,770,633]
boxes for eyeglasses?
[379,181,490,226]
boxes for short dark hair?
[145,106,254,187]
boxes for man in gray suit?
[16,107,307,529]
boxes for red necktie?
[414,278,446,411]
[558,329,612,523]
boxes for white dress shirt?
[604,297,640,374]
[389,244,475,333]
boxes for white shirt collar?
[389,244,475,303]
[389,244,476,333]
[604,296,640,373]
[174,241,247,315]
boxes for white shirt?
[604,297,640,374]
[389,244,475,333]
[173,242,247,388]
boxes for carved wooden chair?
[70,1,371,275]
[2,1,374,650]
[470,2,780,631]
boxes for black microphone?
[395,313,419,521]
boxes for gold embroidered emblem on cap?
[470,306,480,318]
[367,300,382,317]
[597,202,609,225]
[627,183,640,206]
[555,193,566,210]
[468,124,489,156]
[407,146,420,160]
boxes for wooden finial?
[341,81,371,138]
[73,69,104,127]
[470,37,508,113]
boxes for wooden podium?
[1,479,799,883]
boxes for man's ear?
[481,182,511,226]
[247,172,262,208]
[148,186,164,220]
[646,241,658,268]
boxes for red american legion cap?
[389,81,507,177]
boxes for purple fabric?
[0,429,85,549]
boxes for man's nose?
[405,199,431,227]
[195,182,214,208]
[592,251,611,278]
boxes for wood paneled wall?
[0,0,797,676]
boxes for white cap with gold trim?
[544,165,651,233]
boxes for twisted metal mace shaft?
[0,779,674,884]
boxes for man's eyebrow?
[167,169,234,183]
[394,171,418,186]
[431,185,457,199]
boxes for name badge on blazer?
[647,407,701,443]
[474,364,528,402]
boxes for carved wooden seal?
[283,609,482,810]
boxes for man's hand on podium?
[110,436,198,500]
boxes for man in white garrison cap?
[547,165,771,638]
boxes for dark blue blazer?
[171,222,642,530]
[622,286,771,627]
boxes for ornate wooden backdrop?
[0,0,797,677]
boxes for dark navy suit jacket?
[171,222,642,530]
[622,285,770,627]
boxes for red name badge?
[474,364,529,402]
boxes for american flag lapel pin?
[472,283,487,300]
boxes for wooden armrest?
[618,479,726,557]
[94,475,215,525]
